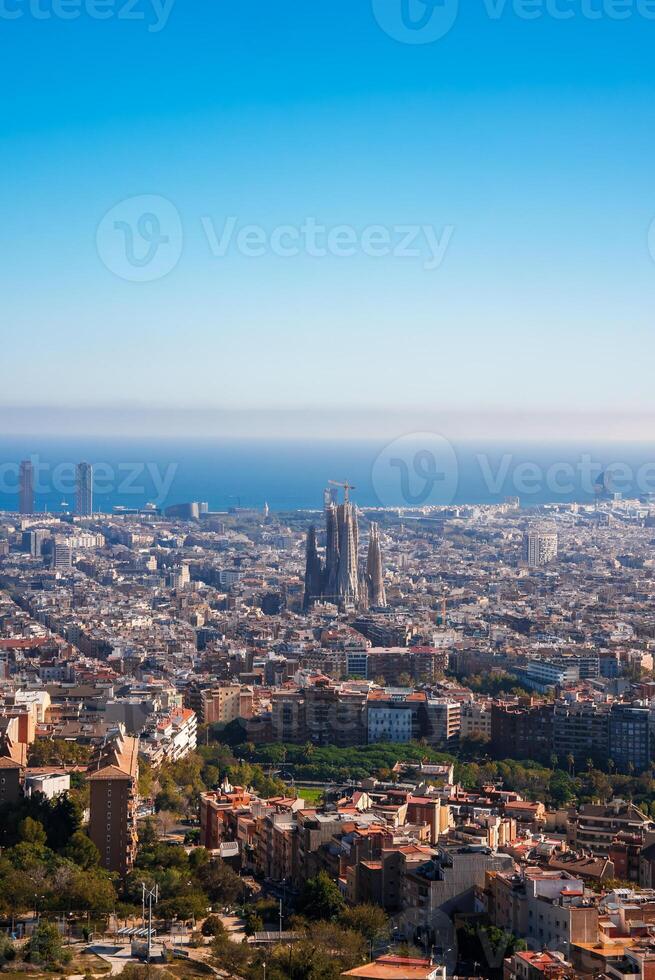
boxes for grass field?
[296,786,324,805]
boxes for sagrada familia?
[303,490,386,611]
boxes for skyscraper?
[19,460,34,515]
[76,462,93,516]
[366,522,386,607]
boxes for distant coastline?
[2,436,655,513]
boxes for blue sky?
[2,0,655,434]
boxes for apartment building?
[503,950,575,980]
[491,702,554,763]
[552,700,609,767]
[460,700,492,741]
[567,800,652,856]
[87,733,139,877]
[0,755,23,805]
[487,867,598,955]
[199,684,254,725]
[425,698,461,744]
[523,660,580,692]
[199,784,255,851]
[270,678,368,747]
[404,847,515,917]
[367,690,425,744]
[610,703,651,773]
[139,706,197,766]
[348,646,448,685]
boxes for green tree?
[278,923,366,979]
[201,915,226,938]
[340,904,389,944]
[211,932,252,976]
[27,921,71,969]
[159,889,208,921]
[46,794,81,850]
[19,817,47,847]
[138,761,155,798]
[299,871,345,922]
[548,770,575,807]
[197,858,243,906]
[64,830,100,870]
[0,934,15,965]
[61,868,117,913]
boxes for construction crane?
[328,480,357,502]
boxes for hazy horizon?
[3,404,655,443]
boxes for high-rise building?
[87,733,139,876]
[21,529,49,557]
[52,539,73,569]
[552,700,609,768]
[19,460,34,515]
[523,528,558,568]
[76,462,93,516]
[609,703,651,774]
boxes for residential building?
[523,530,558,568]
[609,703,651,773]
[87,733,139,877]
[568,800,652,856]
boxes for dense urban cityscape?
[3,460,655,979]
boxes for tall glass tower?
[76,462,94,516]
[19,459,34,515]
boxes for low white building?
[24,771,70,799]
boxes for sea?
[2,436,655,513]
